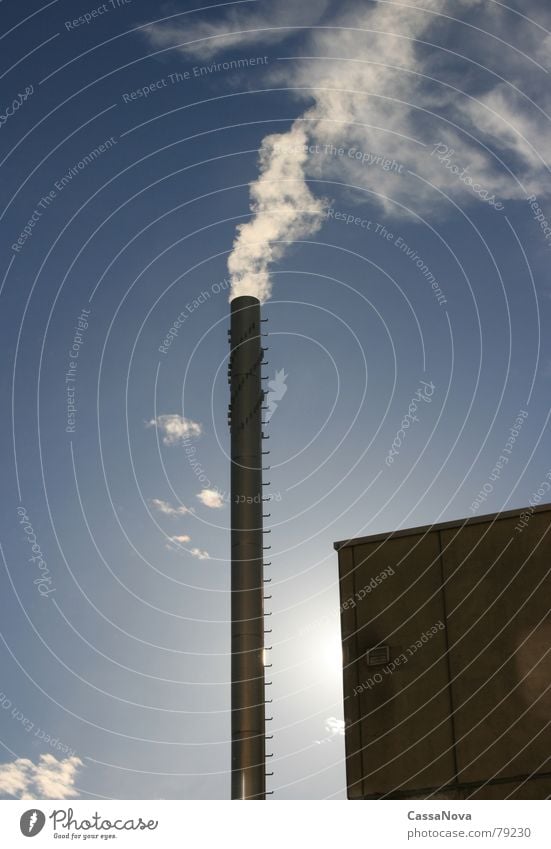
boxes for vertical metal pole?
[228,295,266,800]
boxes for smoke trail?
[150,0,548,300]
[225,1,453,302]
[228,122,326,302]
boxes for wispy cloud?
[141,0,330,60]
[0,754,82,800]
[147,414,202,445]
[165,537,209,559]
[165,533,192,552]
[197,489,225,509]
[150,498,192,517]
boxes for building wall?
[336,506,551,799]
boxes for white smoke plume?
[223,1,457,301]
[143,0,551,300]
[227,122,326,301]
[293,0,549,213]
[143,0,330,59]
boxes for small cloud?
[165,534,192,552]
[147,414,202,445]
[325,717,345,737]
[197,489,224,509]
[0,754,82,800]
[190,547,210,560]
[150,498,192,517]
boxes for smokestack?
[228,295,267,800]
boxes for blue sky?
[0,0,550,799]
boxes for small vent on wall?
[366,645,390,666]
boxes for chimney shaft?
[228,295,266,800]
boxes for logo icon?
[20,809,46,837]
[265,369,288,422]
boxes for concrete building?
[334,504,551,799]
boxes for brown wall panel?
[349,533,455,796]
[338,546,364,798]
[462,776,551,800]
[442,513,551,784]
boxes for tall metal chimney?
[228,295,267,800]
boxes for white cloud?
[147,414,202,445]
[150,498,192,517]
[197,489,225,509]
[0,754,82,800]
[165,533,192,552]
[190,547,210,560]
[315,716,345,744]
[324,716,345,737]
[141,0,330,59]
